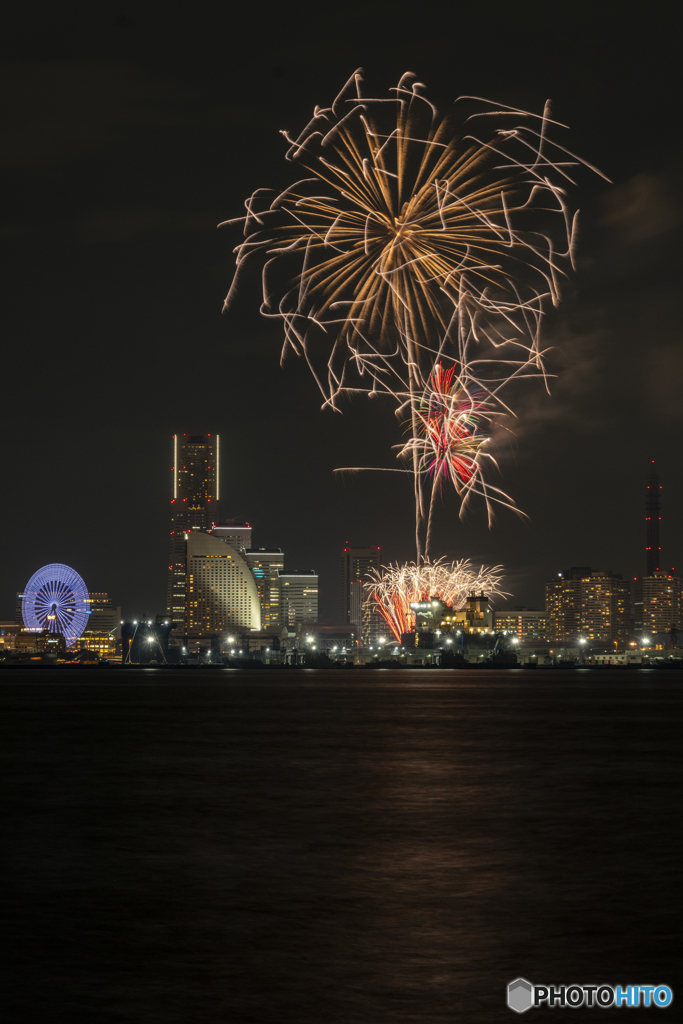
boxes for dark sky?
[1,1,681,621]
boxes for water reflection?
[0,669,680,1022]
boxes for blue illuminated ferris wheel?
[22,563,90,646]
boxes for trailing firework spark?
[398,361,522,547]
[338,360,522,550]
[221,70,605,556]
[411,363,489,489]
[365,557,508,642]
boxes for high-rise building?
[246,548,285,628]
[279,570,318,627]
[341,545,381,623]
[211,520,252,554]
[646,460,662,577]
[545,568,589,642]
[167,433,220,619]
[185,530,261,637]
[546,567,629,645]
[580,572,630,645]
[641,572,682,635]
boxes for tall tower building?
[167,433,220,620]
[646,460,662,577]
[341,545,381,623]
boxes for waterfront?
[1,669,681,1022]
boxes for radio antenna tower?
[645,460,661,576]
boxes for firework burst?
[365,557,507,641]
[222,70,605,556]
[398,361,523,552]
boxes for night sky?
[1,2,681,622]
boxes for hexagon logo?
[508,978,533,1013]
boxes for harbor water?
[1,669,681,1021]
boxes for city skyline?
[2,449,680,631]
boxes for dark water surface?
[1,669,681,1022]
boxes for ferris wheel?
[22,563,90,646]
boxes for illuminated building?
[36,631,66,655]
[246,548,284,628]
[545,568,588,642]
[460,593,493,631]
[493,609,548,640]
[86,592,121,638]
[211,520,252,554]
[184,531,261,637]
[341,545,381,623]
[79,632,118,659]
[641,572,681,635]
[546,567,629,645]
[166,433,220,620]
[581,572,630,644]
[279,570,318,626]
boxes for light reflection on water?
[1,668,681,1022]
